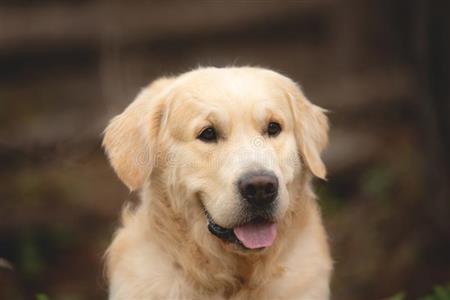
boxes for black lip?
[204,209,274,250]
[205,210,241,245]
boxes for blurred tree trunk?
[413,0,450,234]
[405,1,450,294]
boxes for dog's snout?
[238,172,278,206]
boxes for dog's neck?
[142,173,312,296]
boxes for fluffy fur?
[103,67,332,300]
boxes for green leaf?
[387,292,405,300]
[36,294,50,300]
[420,284,450,300]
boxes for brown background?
[1,1,449,300]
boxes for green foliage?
[361,165,396,202]
[420,285,450,300]
[315,183,344,216]
[20,235,44,278]
[388,285,450,300]
[388,292,405,300]
[36,294,50,300]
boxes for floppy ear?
[102,77,173,191]
[289,87,329,180]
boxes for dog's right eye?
[197,127,217,142]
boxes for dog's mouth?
[205,210,277,250]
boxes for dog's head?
[103,67,328,251]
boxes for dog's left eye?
[267,122,282,137]
[197,127,218,142]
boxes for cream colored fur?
[103,67,332,300]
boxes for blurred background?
[1,1,449,299]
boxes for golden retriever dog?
[103,67,332,300]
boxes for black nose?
[238,172,278,206]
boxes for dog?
[103,67,332,299]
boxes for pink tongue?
[233,222,277,249]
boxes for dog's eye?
[197,127,217,142]
[267,122,282,137]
